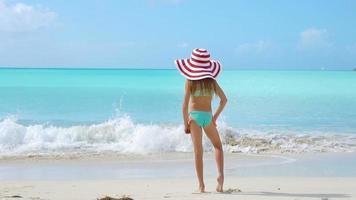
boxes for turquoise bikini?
[189,89,214,127]
[189,111,213,127]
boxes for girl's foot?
[199,184,205,193]
[216,175,224,192]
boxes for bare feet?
[216,175,224,192]
[199,184,205,193]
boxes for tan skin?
[182,79,227,193]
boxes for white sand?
[1,153,356,199]
[1,177,355,200]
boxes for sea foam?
[0,116,355,158]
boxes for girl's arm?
[182,80,191,133]
[213,82,227,125]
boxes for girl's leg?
[203,123,224,192]
[190,120,205,192]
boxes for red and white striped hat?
[174,48,221,80]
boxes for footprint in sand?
[3,195,23,198]
[97,195,134,200]
[225,188,242,193]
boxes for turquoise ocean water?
[0,68,356,156]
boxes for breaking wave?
[0,116,356,158]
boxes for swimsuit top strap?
[191,89,214,97]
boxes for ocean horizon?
[1,67,355,71]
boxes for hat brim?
[174,59,221,80]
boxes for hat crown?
[191,48,210,63]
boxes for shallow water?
[0,153,355,180]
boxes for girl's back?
[188,78,215,112]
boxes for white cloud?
[236,40,273,55]
[298,28,331,50]
[177,42,188,48]
[0,0,56,32]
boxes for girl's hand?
[184,117,191,134]
[212,115,218,127]
[184,124,191,134]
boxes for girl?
[175,48,227,193]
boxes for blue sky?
[0,0,356,69]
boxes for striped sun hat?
[174,48,221,80]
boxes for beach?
[1,0,356,198]
[2,177,356,200]
[1,69,356,199]
[1,152,356,199]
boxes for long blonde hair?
[189,78,216,95]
